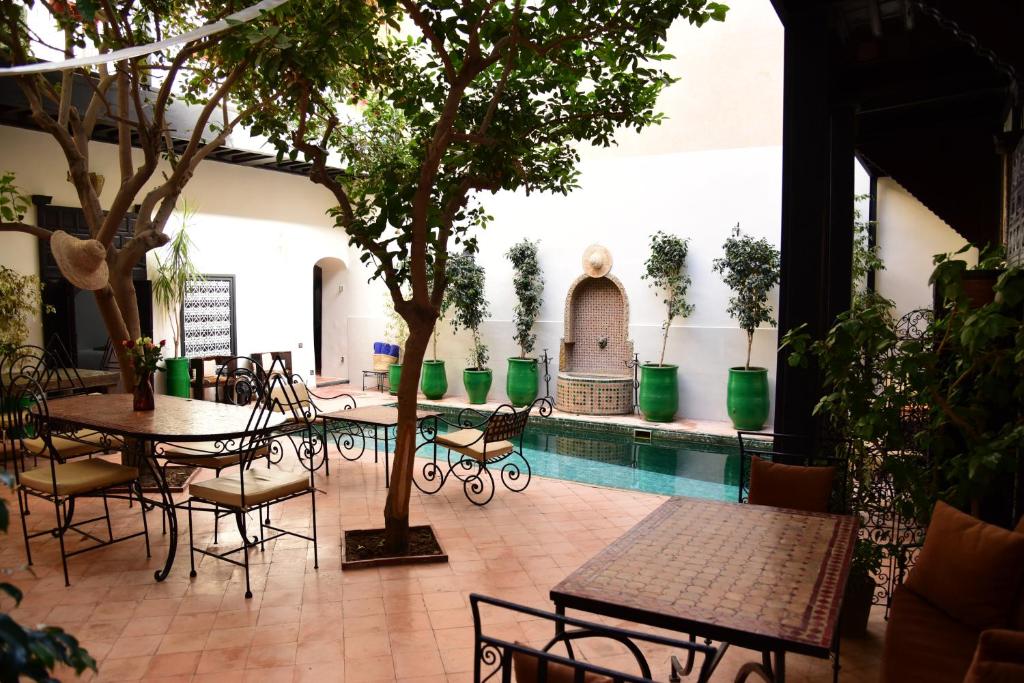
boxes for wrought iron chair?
[5,374,149,586]
[470,594,719,683]
[176,373,317,599]
[415,399,551,506]
[268,365,356,475]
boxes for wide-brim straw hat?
[582,244,612,278]
[51,230,109,291]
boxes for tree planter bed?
[341,525,448,569]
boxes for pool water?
[417,421,741,501]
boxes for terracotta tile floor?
[1,446,886,682]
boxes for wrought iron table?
[361,369,389,392]
[550,497,858,683]
[41,393,287,582]
[321,405,439,488]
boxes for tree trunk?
[383,321,431,554]
[746,330,754,370]
[659,319,671,366]
[93,283,135,389]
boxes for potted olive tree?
[712,225,780,430]
[383,290,409,396]
[420,262,452,400]
[152,205,202,398]
[505,239,543,406]
[448,252,491,403]
[639,231,693,422]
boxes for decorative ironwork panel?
[181,275,236,358]
[1009,136,1024,266]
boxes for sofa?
[881,503,1024,683]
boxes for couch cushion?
[905,501,1024,630]
[436,428,513,461]
[161,440,269,470]
[963,630,1024,683]
[188,469,308,508]
[20,459,139,496]
[512,647,613,683]
[747,456,835,513]
[881,586,979,683]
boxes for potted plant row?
[505,239,544,407]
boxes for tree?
[506,239,543,359]
[244,0,729,552]
[0,0,387,387]
[642,231,694,366]
[447,251,489,370]
[712,225,780,369]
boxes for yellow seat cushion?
[161,441,268,469]
[436,428,513,461]
[20,459,139,496]
[269,383,313,420]
[188,469,309,508]
[23,430,112,459]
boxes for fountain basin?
[555,371,634,415]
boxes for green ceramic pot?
[164,357,191,398]
[638,364,678,422]
[463,369,492,405]
[388,363,402,396]
[506,358,538,407]
[420,360,447,400]
[727,367,770,430]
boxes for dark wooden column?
[773,4,855,437]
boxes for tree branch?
[0,222,54,240]
[400,0,456,83]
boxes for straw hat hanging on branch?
[50,230,109,291]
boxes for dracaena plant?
[506,239,543,359]
[447,251,490,370]
[712,225,780,370]
[151,203,202,358]
[642,231,694,366]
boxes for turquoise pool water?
[416,421,741,501]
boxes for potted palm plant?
[448,252,491,403]
[712,225,780,430]
[505,239,543,406]
[152,204,202,398]
[639,231,693,422]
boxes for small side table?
[321,406,439,487]
[361,369,389,392]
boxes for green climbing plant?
[642,231,694,366]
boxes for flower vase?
[133,372,155,411]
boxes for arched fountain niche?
[555,245,635,415]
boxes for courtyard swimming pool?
[416,420,741,501]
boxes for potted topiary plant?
[712,225,780,430]
[420,261,452,400]
[382,290,409,396]
[639,231,693,422]
[505,239,543,407]
[152,203,202,398]
[448,252,491,404]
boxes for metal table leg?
[139,444,178,582]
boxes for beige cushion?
[436,428,513,461]
[20,459,139,496]
[270,383,312,419]
[162,440,269,469]
[23,430,112,459]
[188,469,309,508]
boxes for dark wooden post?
[774,3,855,438]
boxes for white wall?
[875,179,978,318]
[317,257,349,378]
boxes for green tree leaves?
[506,239,543,358]
[447,251,490,369]
[642,231,693,366]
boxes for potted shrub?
[382,291,409,396]
[420,263,452,400]
[712,225,780,430]
[841,538,882,637]
[152,204,202,398]
[448,252,491,404]
[505,239,543,406]
[639,231,693,422]
[0,265,48,359]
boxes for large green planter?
[388,363,402,396]
[727,367,769,430]
[164,357,191,398]
[420,360,448,400]
[463,369,492,405]
[506,358,538,407]
[639,364,678,422]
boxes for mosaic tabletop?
[551,497,858,655]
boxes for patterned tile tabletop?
[551,496,858,654]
